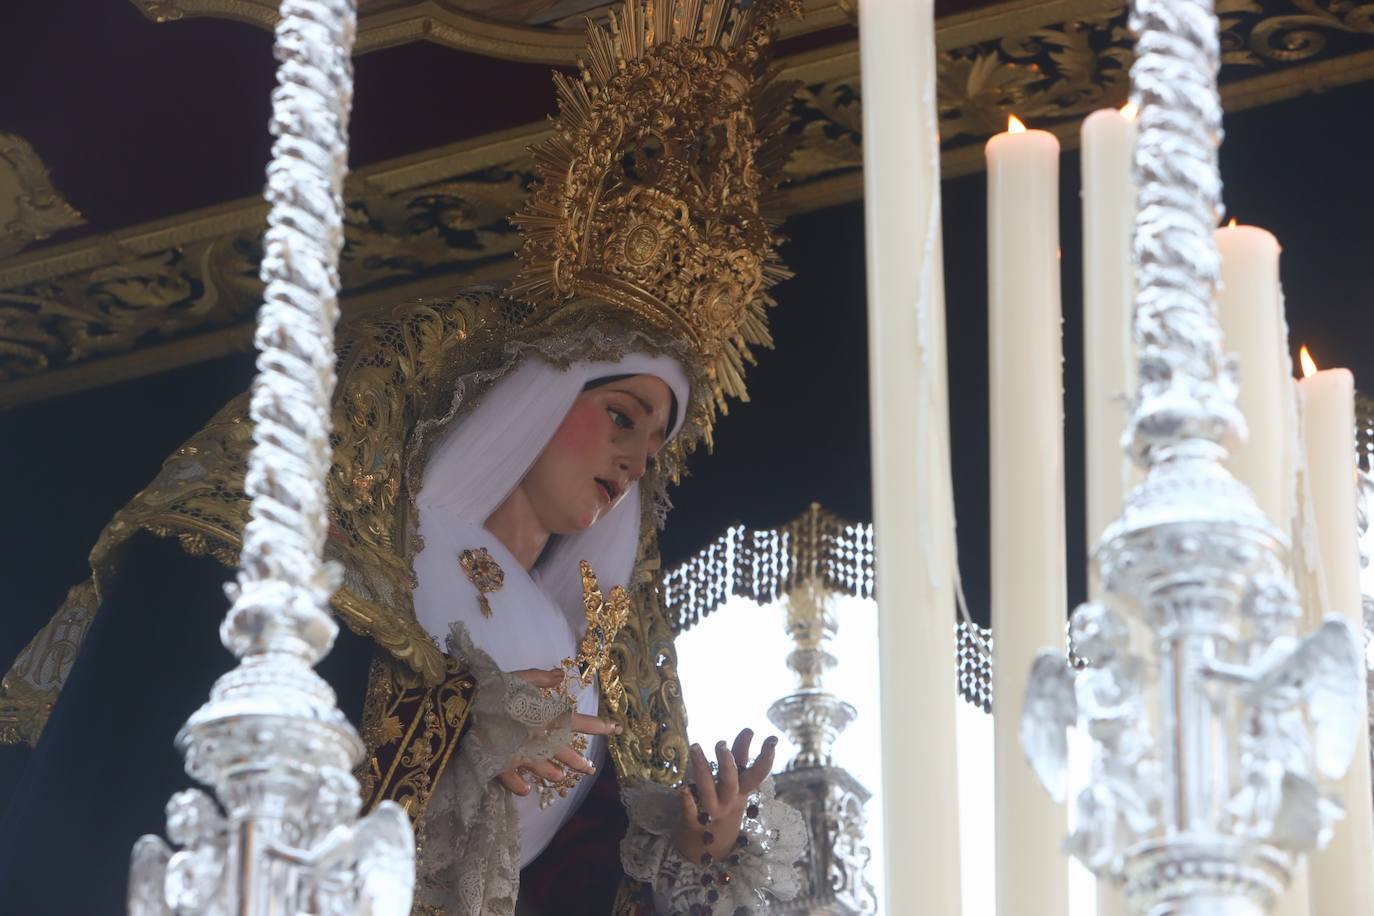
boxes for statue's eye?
[608,407,635,430]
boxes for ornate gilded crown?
[509,0,799,433]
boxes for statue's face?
[521,373,673,534]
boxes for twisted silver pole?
[128,2,415,913]
[1020,0,1366,912]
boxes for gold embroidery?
[457,547,504,618]
[357,653,476,827]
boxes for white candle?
[1081,105,1138,916]
[1216,223,1295,529]
[857,0,963,913]
[1298,357,1374,914]
[986,116,1070,916]
[1081,106,1137,553]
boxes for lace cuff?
[411,623,575,916]
[620,776,807,915]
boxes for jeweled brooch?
[458,547,504,618]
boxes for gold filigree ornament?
[458,546,504,618]
[508,0,801,447]
[566,560,633,714]
[524,560,631,806]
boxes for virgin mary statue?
[0,1,809,914]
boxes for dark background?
[1,2,1372,670]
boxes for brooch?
[458,547,504,618]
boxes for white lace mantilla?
[620,776,808,915]
[413,623,575,916]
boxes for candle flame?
[1228,218,1238,229]
[1120,101,1138,121]
[1008,114,1027,134]
[1299,345,1318,378]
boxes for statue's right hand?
[496,668,623,797]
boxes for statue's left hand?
[670,728,777,865]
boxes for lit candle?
[1215,225,1311,916]
[1298,346,1374,914]
[986,114,1070,916]
[857,0,963,912]
[1216,222,1295,530]
[1081,105,1137,554]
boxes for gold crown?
[509,0,799,431]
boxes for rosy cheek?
[545,402,604,458]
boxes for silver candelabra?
[1019,0,1366,912]
[767,577,876,915]
[126,2,416,914]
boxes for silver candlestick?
[126,2,415,914]
[1019,0,1365,912]
[767,577,876,914]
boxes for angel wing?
[352,802,416,916]
[1260,616,1364,779]
[311,801,415,916]
[1021,650,1079,803]
[127,834,172,916]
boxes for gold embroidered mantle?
[0,291,694,793]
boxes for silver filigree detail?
[128,1,415,913]
[1020,0,1366,911]
[766,577,876,914]
[1023,603,1159,876]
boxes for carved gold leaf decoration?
[5,0,1374,403]
[0,168,530,383]
[0,134,84,260]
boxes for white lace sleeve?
[412,622,575,916]
[620,776,808,915]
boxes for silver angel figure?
[1022,602,1158,875]
[128,789,229,916]
[1206,573,1364,852]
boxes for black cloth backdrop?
[0,535,374,914]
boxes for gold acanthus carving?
[0,134,84,261]
[129,0,852,62]
[5,0,1374,404]
[0,168,530,383]
[1222,0,1374,65]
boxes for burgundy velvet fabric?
[518,758,637,915]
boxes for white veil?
[415,352,691,638]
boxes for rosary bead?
[735,833,748,848]
[728,854,741,866]
[700,852,713,866]
[707,889,719,903]
[697,811,711,826]
[702,831,715,845]
[746,803,760,819]
[700,873,714,887]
